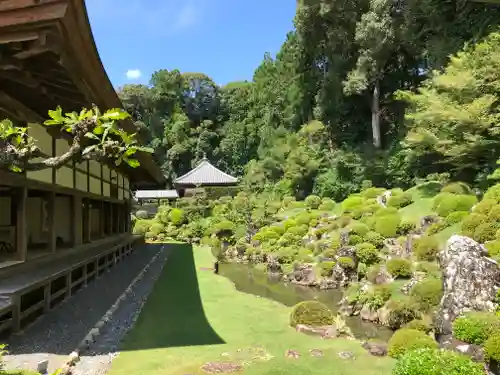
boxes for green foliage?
[387,298,421,329]
[347,222,370,236]
[364,231,385,248]
[485,240,500,258]
[304,195,321,209]
[374,214,401,238]
[410,278,443,311]
[133,219,153,235]
[433,193,476,218]
[397,221,416,235]
[484,184,500,203]
[341,196,365,213]
[445,211,469,226]
[318,261,336,277]
[289,301,334,327]
[168,208,185,226]
[318,198,335,211]
[403,319,432,334]
[361,187,385,199]
[388,193,413,209]
[387,258,412,279]
[484,331,500,363]
[441,182,472,195]
[354,242,380,266]
[337,256,355,269]
[392,348,485,375]
[387,329,438,358]
[473,199,497,215]
[473,222,498,243]
[461,213,487,238]
[413,236,440,261]
[452,312,500,345]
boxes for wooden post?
[43,283,51,312]
[109,203,114,235]
[85,200,91,243]
[15,187,27,262]
[65,272,72,298]
[72,195,82,246]
[47,192,56,253]
[99,201,105,238]
[11,295,21,333]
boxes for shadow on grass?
[120,242,225,351]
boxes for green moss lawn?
[108,244,395,375]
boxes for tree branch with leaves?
[0,106,153,173]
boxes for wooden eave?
[0,0,165,186]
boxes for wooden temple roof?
[0,0,164,186]
[174,158,238,187]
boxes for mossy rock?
[289,301,335,328]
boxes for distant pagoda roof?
[134,190,179,200]
[173,158,238,187]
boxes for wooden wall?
[25,123,132,200]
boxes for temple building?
[0,0,164,335]
[134,157,239,206]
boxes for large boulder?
[331,247,359,288]
[435,235,499,335]
[285,264,318,286]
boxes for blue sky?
[85,0,296,89]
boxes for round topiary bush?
[485,240,500,258]
[355,242,380,266]
[387,258,412,278]
[445,211,469,226]
[433,193,477,217]
[397,221,416,235]
[348,222,370,236]
[375,214,401,237]
[473,222,498,243]
[392,348,485,375]
[337,256,356,269]
[413,236,440,261]
[364,231,385,248]
[452,312,500,345]
[473,198,497,215]
[461,213,487,238]
[386,298,421,329]
[484,331,500,363]
[318,261,336,277]
[441,182,473,195]
[289,301,335,328]
[305,195,321,209]
[133,219,153,235]
[403,319,432,333]
[410,278,443,311]
[341,195,365,212]
[387,328,438,358]
[483,183,500,203]
[168,208,186,226]
[388,193,413,209]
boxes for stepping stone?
[309,349,323,357]
[285,349,300,359]
[338,351,355,360]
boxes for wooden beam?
[72,194,82,246]
[0,91,43,122]
[0,2,67,29]
[0,70,40,88]
[0,30,39,44]
[46,191,56,253]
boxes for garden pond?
[218,262,393,341]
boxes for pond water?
[218,262,393,342]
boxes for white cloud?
[126,69,142,80]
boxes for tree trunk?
[371,80,381,148]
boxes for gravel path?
[71,246,169,375]
[3,243,164,374]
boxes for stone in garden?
[309,349,324,357]
[435,235,499,335]
[337,351,355,359]
[362,341,388,357]
[285,349,300,359]
[201,362,242,373]
[36,359,48,374]
[360,305,379,322]
[400,271,426,295]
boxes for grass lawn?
[109,244,395,375]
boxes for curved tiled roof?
[174,158,238,186]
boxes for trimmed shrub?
[388,193,413,209]
[387,258,412,278]
[319,198,335,211]
[364,231,385,248]
[318,261,336,277]
[283,219,297,231]
[403,319,432,333]
[387,298,421,329]
[342,195,365,212]
[410,278,443,311]
[413,236,440,261]
[149,222,165,236]
[416,261,441,278]
[433,193,477,217]
[485,240,500,258]
[338,256,356,269]
[374,207,399,217]
[452,312,500,345]
[375,214,401,237]
[397,221,416,235]
[387,328,438,358]
[348,234,363,245]
[348,222,370,236]
[488,204,500,222]
[473,198,496,215]
[289,301,335,327]
[393,348,485,375]
[484,331,500,363]
[441,182,473,195]
[357,262,367,278]
[295,213,313,226]
[473,222,498,243]
[168,208,185,226]
[133,219,152,235]
[355,242,380,266]
[305,195,321,209]
[461,213,487,238]
[361,187,385,199]
[445,211,469,226]
[483,183,500,203]
[426,221,447,235]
